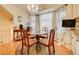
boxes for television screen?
[62,19,76,27]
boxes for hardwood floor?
[0,41,72,55]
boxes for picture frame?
[18,16,22,22]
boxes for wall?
[0,5,13,44]
[1,4,29,28]
[0,4,29,43]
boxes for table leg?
[36,35,39,54]
[36,35,41,54]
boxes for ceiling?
[17,4,64,11]
[16,4,64,15]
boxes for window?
[56,6,67,36]
[28,16,36,33]
[39,12,53,34]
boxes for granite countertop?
[70,30,79,41]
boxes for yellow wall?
[0,5,13,44]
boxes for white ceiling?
[16,4,64,11]
[15,4,64,15]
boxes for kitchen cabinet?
[74,38,79,54]
[62,31,73,50]
[63,30,79,54]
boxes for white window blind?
[29,16,36,33]
[39,12,52,34]
[56,6,67,36]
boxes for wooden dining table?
[28,33,48,53]
[29,33,48,43]
[13,29,48,42]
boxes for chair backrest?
[22,29,30,46]
[22,30,28,45]
[19,24,23,30]
[42,27,48,34]
[13,29,22,41]
[48,29,55,45]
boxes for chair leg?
[52,44,55,55]
[27,47,29,55]
[48,47,51,55]
[21,44,24,54]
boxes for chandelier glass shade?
[27,4,39,14]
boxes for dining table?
[28,33,48,53]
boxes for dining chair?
[39,29,55,55]
[42,27,48,34]
[21,29,37,55]
[13,29,22,41]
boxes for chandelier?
[27,4,39,14]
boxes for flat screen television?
[62,19,76,27]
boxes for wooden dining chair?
[39,29,55,55]
[21,29,37,55]
[13,29,22,41]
